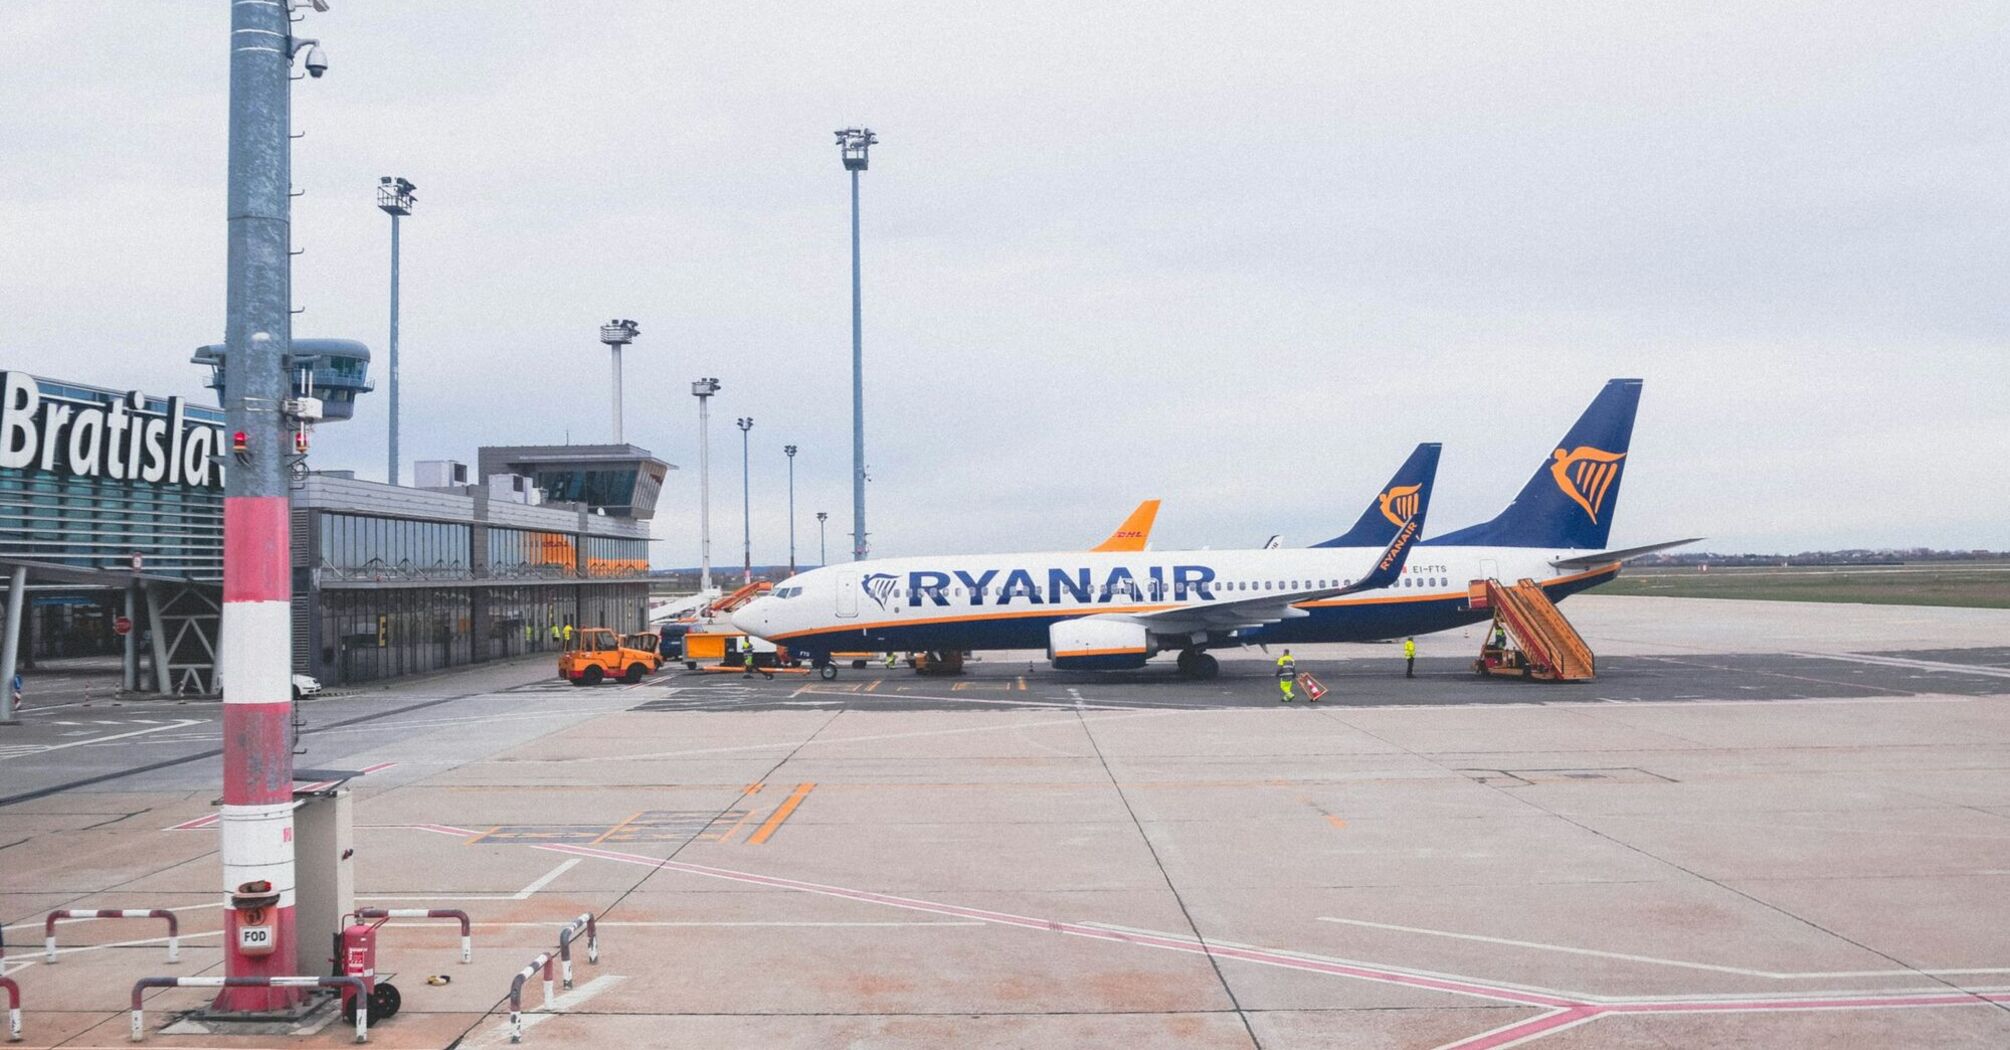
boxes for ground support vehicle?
[558,628,661,686]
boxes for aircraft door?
[836,572,858,618]
[1479,558,1499,583]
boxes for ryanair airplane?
[734,379,1691,679]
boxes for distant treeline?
[1635,549,2006,568]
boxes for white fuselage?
[733,543,1615,655]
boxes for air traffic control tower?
[477,444,671,520]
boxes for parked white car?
[292,674,322,700]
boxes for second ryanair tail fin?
[1427,378,1643,550]
[1089,499,1161,552]
[1314,443,1442,548]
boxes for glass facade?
[0,467,223,580]
[317,582,648,685]
[318,512,472,580]
[530,468,638,511]
[487,527,577,579]
[584,535,649,578]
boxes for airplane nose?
[730,601,767,636]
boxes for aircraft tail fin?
[1428,379,1642,550]
[1314,443,1441,548]
[1089,499,1160,552]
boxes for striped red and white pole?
[215,495,298,1011]
[216,0,304,1013]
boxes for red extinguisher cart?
[336,914,402,1022]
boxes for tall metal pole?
[784,445,797,576]
[693,378,719,595]
[386,210,399,483]
[600,320,638,444]
[219,0,304,1010]
[378,176,414,485]
[849,166,866,560]
[816,511,827,567]
[737,418,754,586]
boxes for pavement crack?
[1074,704,1264,1049]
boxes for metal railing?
[45,910,179,964]
[506,951,555,1044]
[556,913,599,989]
[130,976,366,1043]
[351,908,473,963]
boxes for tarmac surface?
[3,594,2009,1048]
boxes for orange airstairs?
[1468,578,1596,682]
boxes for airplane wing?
[1089,499,1161,552]
[1550,538,1702,569]
[1114,508,1425,636]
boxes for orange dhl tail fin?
[1089,499,1161,552]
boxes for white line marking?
[513,858,582,899]
[0,719,205,760]
[1789,651,2010,680]
[1316,918,2010,979]
[462,974,628,1049]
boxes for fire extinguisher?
[336,915,401,1022]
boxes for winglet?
[1315,443,1442,548]
[1090,499,1161,552]
[1328,469,1433,596]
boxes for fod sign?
[0,372,224,488]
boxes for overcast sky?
[3,2,2005,564]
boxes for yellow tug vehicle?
[559,627,662,686]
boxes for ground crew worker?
[549,623,561,644]
[561,622,574,646]
[885,652,899,670]
[523,623,534,649]
[742,641,775,680]
[1276,649,1297,702]
[1491,622,1507,650]
[1404,637,1417,678]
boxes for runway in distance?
[733,379,1695,678]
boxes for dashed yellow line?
[747,782,816,845]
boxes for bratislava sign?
[0,372,224,488]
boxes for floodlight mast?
[834,127,877,560]
[376,176,415,484]
[599,319,639,443]
[692,378,721,594]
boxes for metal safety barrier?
[130,976,367,1043]
[46,910,179,964]
[352,908,473,963]
[0,976,21,1042]
[506,952,555,1044]
[556,913,599,989]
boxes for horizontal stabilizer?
[1550,538,1702,569]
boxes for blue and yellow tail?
[1314,443,1441,548]
[1427,379,1642,550]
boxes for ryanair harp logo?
[1377,483,1424,528]
[861,572,900,610]
[1550,446,1625,523]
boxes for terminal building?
[0,363,668,695]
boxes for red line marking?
[411,822,2010,1049]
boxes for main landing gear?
[1175,649,1219,680]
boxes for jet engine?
[1047,618,1153,670]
